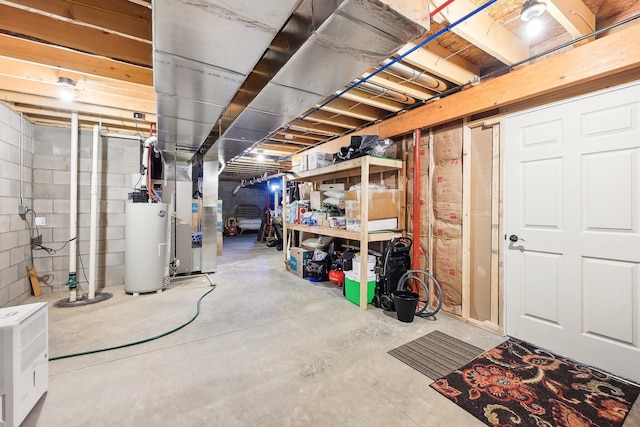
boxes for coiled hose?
[397,270,442,318]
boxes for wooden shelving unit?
[283,155,405,309]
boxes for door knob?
[509,234,524,242]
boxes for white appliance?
[0,302,48,427]
[124,202,169,294]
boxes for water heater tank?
[124,202,169,294]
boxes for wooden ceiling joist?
[2,0,152,41]
[0,34,153,86]
[303,110,366,129]
[546,0,596,39]
[318,98,387,122]
[0,4,152,67]
[0,91,156,123]
[430,0,530,65]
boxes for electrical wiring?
[32,237,76,255]
[49,284,217,361]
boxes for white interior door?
[505,81,640,383]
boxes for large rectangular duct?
[216,0,430,167]
[153,0,304,152]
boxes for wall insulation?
[431,121,463,314]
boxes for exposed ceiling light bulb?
[520,0,546,22]
[256,150,265,162]
[526,16,544,37]
[57,76,76,102]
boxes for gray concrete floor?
[20,235,640,426]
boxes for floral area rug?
[431,338,639,426]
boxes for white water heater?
[124,202,169,294]
[0,302,48,427]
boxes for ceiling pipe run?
[357,81,416,104]
[380,59,448,92]
[232,172,287,195]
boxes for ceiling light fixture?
[520,0,546,37]
[256,150,265,162]
[57,77,76,102]
[520,0,546,22]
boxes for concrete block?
[10,215,24,232]
[104,185,130,201]
[106,173,125,187]
[106,200,125,214]
[1,231,18,251]
[52,139,72,157]
[0,103,11,126]
[9,145,20,164]
[33,169,53,184]
[0,159,18,179]
[52,255,69,272]
[44,213,68,229]
[9,278,29,301]
[16,228,29,245]
[1,264,17,287]
[53,170,70,185]
[33,256,52,272]
[33,198,53,214]
[0,196,20,214]
[105,226,124,240]
[33,183,69,199]
[10,245,27,266]
[3,126,18,147]
[0,141,10,161]
[53,199,70,214]
[107,213,127,227]
[33,154,69,170]
[52,227,71,244]
[104,252,124,267]
[0,216,8,235]
[106,239,125,253]
[0,250,9,270]
[0,286,9,306]
[107,144,124,161]
[10,110,22,130]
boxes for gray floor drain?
[54,292,113,308]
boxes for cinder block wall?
[0,104,34,307]
[31,126,139,294]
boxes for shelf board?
[286,223,403,242]
[290,156,403,182]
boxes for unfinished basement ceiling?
[0,0,639,180]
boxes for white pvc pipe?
[69,112,78,302]
[88,124,100,300]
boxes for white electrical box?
[0,302,48,427]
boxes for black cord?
[32,237,76,255]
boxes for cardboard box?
[289,247,313,278]
[310,191,326,210]
[292,154,307,173]
[344,189,400,220]
[346,217,398,232]
[307,152,334,170]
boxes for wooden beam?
[0,4,152,66]
[0,56,153,98]
[430,0,530,65]
[397,40,479,85]
[289,120,348,136]
[339,88,405,112]
[364,72,436,99]
[378,23,640,138]
[0,34,152,85]
[319,98,387,122]
[0,91,157,121]
[546,0,595,40]
[302,110,366,129]
[2,0,152,41]
[13,105,152,129]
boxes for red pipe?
[412,128,421,277]
[430,0,456,17]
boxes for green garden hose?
[49,285,216,361]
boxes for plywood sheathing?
[432,121,464,313]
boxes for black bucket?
[392,291,419,323]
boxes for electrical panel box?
[0,302,48,427]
